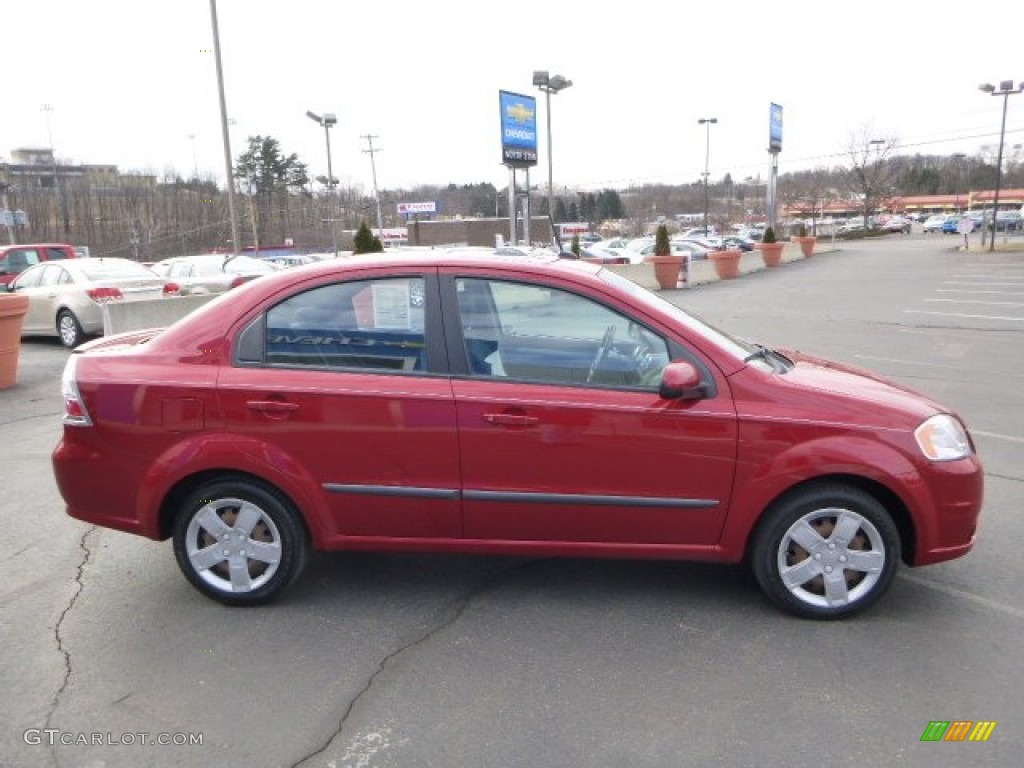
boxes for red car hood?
[764,349,947,429]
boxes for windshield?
[78,260,156,280]
[597,268,754,361]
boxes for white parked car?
[922,214,950,233]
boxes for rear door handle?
[483,412,538,427]
[247,400,300,415]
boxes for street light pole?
[533,71,573,237]
[979,80,1023,252]
[208,0,240,255]
[307,110,339,258]
[698,118,717,234]
[361,134,385,234]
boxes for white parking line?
[905,310,1024,322]
[937,289,1024,295]
[943,281,1024,287]
[972,430,1024,444]
[899,573,1024,620]
[924,298,1024,307]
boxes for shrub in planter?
[646,224,684,289]
[757,226,784,267]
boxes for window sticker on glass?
[372,282,412,329]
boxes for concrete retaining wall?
[102,294,219,336]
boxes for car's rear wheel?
[57,310,84,348]
[751,484,900,620]
[172,479,309,605]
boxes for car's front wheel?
[172,479,309,605]
[751,484,900,619]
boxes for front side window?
[45,247,71,260]
[456,278,669,388]
[265,277,427,372]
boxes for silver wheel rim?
[777,507,885,609]
[185,498,282,593]
[59,315,77,346]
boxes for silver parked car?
[150,253,279,295]
[4,257,174,347]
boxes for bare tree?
[780,168,836,235]
[843,127,899,227]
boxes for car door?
[443,272,737,547]
[12,264,51,332]
[218,270,462,541]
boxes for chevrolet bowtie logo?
[506,103,534,123]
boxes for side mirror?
[659,360,707,400]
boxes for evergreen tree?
[354,221,377,254]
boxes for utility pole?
[361,134,384,234]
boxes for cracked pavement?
[2,239,1023,767]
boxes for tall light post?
[867,138,886,226]
[979,80,1023,251]
[698,118,717,233]
[533,71,573,230]
[208,0,240,255]
[361,134,385,234]
[306,110,339,258]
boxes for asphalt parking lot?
[1,234,1022,768]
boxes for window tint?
[265,277,427,371]
[39,265,65,287]
[168,262,192,279]
[456,278,670,388]
[12,264,45,289]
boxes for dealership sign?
[499,90,538,168]
[769,103,783,152]
[397,201,438,215]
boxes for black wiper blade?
[743,343,772,363]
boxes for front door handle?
[483,412,538,427]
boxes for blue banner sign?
[499,90,538,168]
[769,103,783,152]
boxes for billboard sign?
[499,90,538,168]
[769,103,783,152]
[397,201,438,215]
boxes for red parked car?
[0,242,78,285]
[52,249,983,618]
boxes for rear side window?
[265,277,427,372]
[45,247,71,260]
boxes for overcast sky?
[3,1,1022,196]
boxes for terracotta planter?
[646,254,685,290]
[709,249,742,280]
[757,241,785,267]
[791,236,817,257]
[0,293,30,390]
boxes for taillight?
[229,276,247,289]
[61,356,92,426]
[87,286,123,302]
[163,282,180,296]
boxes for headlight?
[914,414,971,461]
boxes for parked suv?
[0,243,78,286]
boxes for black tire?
[750,484,900,620]
[172,479,310,606]
[57,310,84,349]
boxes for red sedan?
[52,249,983,618]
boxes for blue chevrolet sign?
[769,102,783,152]
[499,90,538,168]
